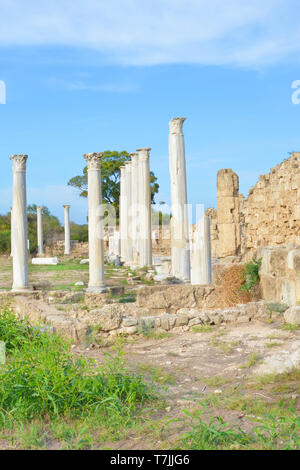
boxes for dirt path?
[71,319,300,449]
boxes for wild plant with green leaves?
[240,257,262,292]
[0,311,153,427]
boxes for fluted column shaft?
[63,205,71,255]
[137,148,152,267]
[119,166,127,261]
[191,216,212,285]
[130,153,140,267]
[84,153,106,293]
[10,154,29,292]
[169,118,190,281]
[37,206,44,256]
[125,161,133,264]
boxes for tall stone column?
[37,206,44,256]
[169,118,190,282]
[84,153,106,293]
[217,169,241,258]
[191,216,212,285]
[63,205,71,255]
[137,148,152,267]
[10,154,29,292]
[119,165,127,261]
[124,161,133,264]
[130,152,140,267]
[10,207,13,257]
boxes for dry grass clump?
[219,265,261,308]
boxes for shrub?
[240,258,262,292]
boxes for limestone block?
[260,274,277,302]
[32,257,60,265]
[269,249,288,276]
[188,317,203,327]
[80,259,89,264]
[217,169,239,197]
[122,318,138,327]
[284,306,300,325]
[280,279,296,306]
[218,224,238,257]
[89,305,122,331]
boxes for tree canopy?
[67,150,159,217]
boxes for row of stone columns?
[119,148,152,268]
[9,118,212,293]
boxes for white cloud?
[0,0,299,67]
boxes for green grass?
[137,363,177,385]
[191,325,213,333]
[241,352,261,368]
[281,323,300,332]
[175,401,300,450]
[0,310,154,429]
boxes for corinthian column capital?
[83,152,104,170]
[169,117,186,135]
[10,154,28,172]
[137,148,151,161]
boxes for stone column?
[124,161,133,264]
[113,230,121,257]
[84,153,106,293]
[37,206,44,256]
[119,165,127,262]
[191,216,212,285]
[108,235,114,255]
[217,169,241,258]
[63,205,71,255]
[10,154,29,292]
[137,148,152,267]
[169,118,190,282]
[130,152,140,267]
[10,207,13,257]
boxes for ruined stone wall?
[208,152,300,261]
[243,152,300,259]
[258,244,300,306]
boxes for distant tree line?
[0,205,88,255]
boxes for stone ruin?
[2,122,300,347]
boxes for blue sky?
[1,0,300,224]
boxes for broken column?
[84,153,106,293]
[169,118,190,282]
[113,230,120,257]
[63,205,71,255]
[10,154,29,292]
[37,206,44,256]
[119,165,127,262]
[191,216,212,285]
[137,148,152,267]
[217,169,241,258]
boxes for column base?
[86,286,108,294]
[11,287,32,293]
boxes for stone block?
[284,306,300,325]
[32,257,60,265]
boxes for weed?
[0,311,154,427]
[192,325,213,333]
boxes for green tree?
[67,150,159,217]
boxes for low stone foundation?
[1,290,280,346]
